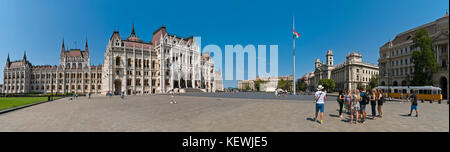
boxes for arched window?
[78,63,82,69]
[116,56,121,66]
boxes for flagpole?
[293,16,296,95]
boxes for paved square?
[0,93,448,132]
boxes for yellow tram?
[374,86,443,102]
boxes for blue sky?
[0,0,448,88]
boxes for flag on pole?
[293,30,300,39]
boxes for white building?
[3,25,223,95]
[3,41,103,94]
[307,50,379,92]
[102,25,220,95]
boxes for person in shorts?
[350,89,360,124]
[408,90,418,117]
[314,85,326,125]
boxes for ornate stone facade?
[102,25,220,95]
[305,50,379,92]
[2,25,223,95]
[378,14,448,99]
[3,41,103,94]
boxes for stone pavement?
[0,93,448,132]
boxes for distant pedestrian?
[88,92,91,99]
[120,91,124,99]
[169,90,176,104]
[408,90,419,117]
[370,89,377,119]
[405,92,409,102]
[377,89,385,118]
[337,90,345,119]
[313,85,326,124]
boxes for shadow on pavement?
[306,118,315,122]
[329,114,340,118]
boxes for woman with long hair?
[377,89,384,118]
[338,90,345,119]
[345,90,352,114]
[350,89,360,124]
[370,88,377,120]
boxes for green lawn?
[0,97,60,111]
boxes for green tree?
[368,75,379,90]
[296,79,308,91]
[278,78,292,92]
[411,28,439,86]
[357,82,364,90]
[254,79,265,92]
[245,84,251,91]
[318,79,335,92]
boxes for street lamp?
[387,41,393,99]
[51,76,53,101]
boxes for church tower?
[326,50,333,66]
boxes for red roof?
[67,50,83,57]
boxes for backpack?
[363,93,370,104]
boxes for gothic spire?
[61,38,65,54]
[85,37,89,53]
[131,23,136,35]
[23,51,27,61]
[6,53,10,67]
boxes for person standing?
[169,89,177,104]
[338,90,345,119]
[405,92,409,103]
[370,89,377,119]
[345,90,352,114]
[359,88,368,123]
[314,85,327,125]
[408,90,419,117]
[377,89,384,118]
[350,89,360,124]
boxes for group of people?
[337,87,385,124]
[313,85,419,125]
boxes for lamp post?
[51,76,53,101]
[387,41,393,99]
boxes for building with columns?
[378,14,448,99]
[102,25,219,95]
[305,50,379,92]
[3,25,223,95]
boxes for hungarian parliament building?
[2,25,224,95]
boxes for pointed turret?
[126,23,142,42]
[6,53,10,68]
[23,51,27,61]
[85,37,89,53]
[61,38,65,54]
[131,23,136,35]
